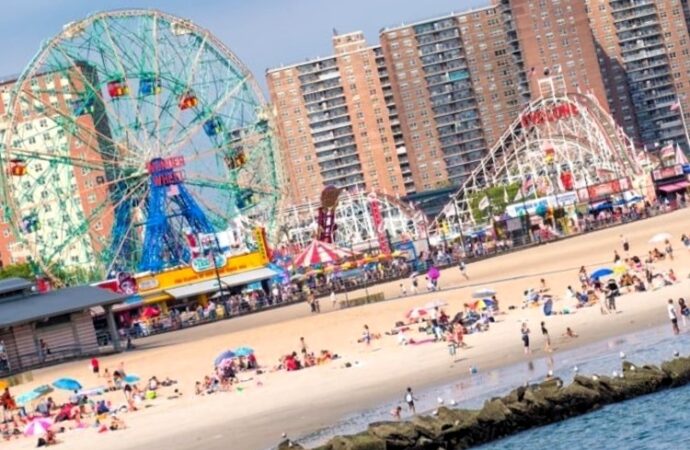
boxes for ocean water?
[297,325,690,449]
[480,384,690,449]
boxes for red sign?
[147,156,186,174]
[368,194,390,256]
[520,103,579,128]
[153,170,185,186]
[652,165,683,181]
[577,177,631,202]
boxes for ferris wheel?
[1,10,281,283]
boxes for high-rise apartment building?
[379,5,528,190]
[507,0,609,104]
[267,32,405,206]
[587,0,690,151]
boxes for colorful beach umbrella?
[473,299,487,310]
[15,389,42,407]
[472,288,496,299]
[590,268,614,280]
[214,350,236,367]
[52,378,82,391]
[293,240,356,268]
[23,418,52,437]
[234,347,254,357]
[123,375,140,384]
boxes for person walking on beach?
[668,299,680,335]
[459,260,469,280]
[300,337,308,355]
[404,387,417,414]
[665,239,674,261]
[621,234,630,254]
[613,250,621,263]
[540,321,551,353]
[91,357,100,377]
[521,322,531,355]
[330,290,337,308]
[362,325,371,346]
[605,278,620,312]
[679,298,689,327]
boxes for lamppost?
[449,195,467,257]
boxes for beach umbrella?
[427,266,440,280]
[424,299,447,309]
[52,378,82,391]
[123,375,140,384]
[472,288,496,299]
[649,232,672,244]
[405,307,427,320]
[23,418,52,437]
[590,268,614,280]
[473,299,487,310]
[214,350,236,367]
[234,346,254,357]
[15,389,42,407]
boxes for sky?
[0,0,488,93]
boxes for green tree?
[0,263,34,280]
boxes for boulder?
[661,356,690,386]
[278,440,306,450]
[367,421,418,448]
[325,433,385,450]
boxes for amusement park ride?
[433,76,663,234]
[0,10,281,286]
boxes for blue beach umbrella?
[15,389,41,406]
[590,268,614,280]
[234,347,254,357]
[52,378,82,391]
[214,350,236,367]
[123,375,140,384]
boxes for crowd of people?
[1,361,181,446]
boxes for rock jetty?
[278,356,690,450]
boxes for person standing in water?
[521,322,531,355]
[404,387,417,414]
[679,298,689,327]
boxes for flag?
[671,100,681,111]
[521,175,535,198]
[675,144,689,165]
[478,196,490,211]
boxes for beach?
[4,208,690,450]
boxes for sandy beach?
[4,208,690,450]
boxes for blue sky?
[0,0,487,92]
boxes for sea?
[296,324,690,449]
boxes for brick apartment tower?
[267,32,406,207]
[587,0,690,152]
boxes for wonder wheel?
[1,9,280,283]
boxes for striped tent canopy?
[293,240,356,269]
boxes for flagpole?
[678,100,690,153]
